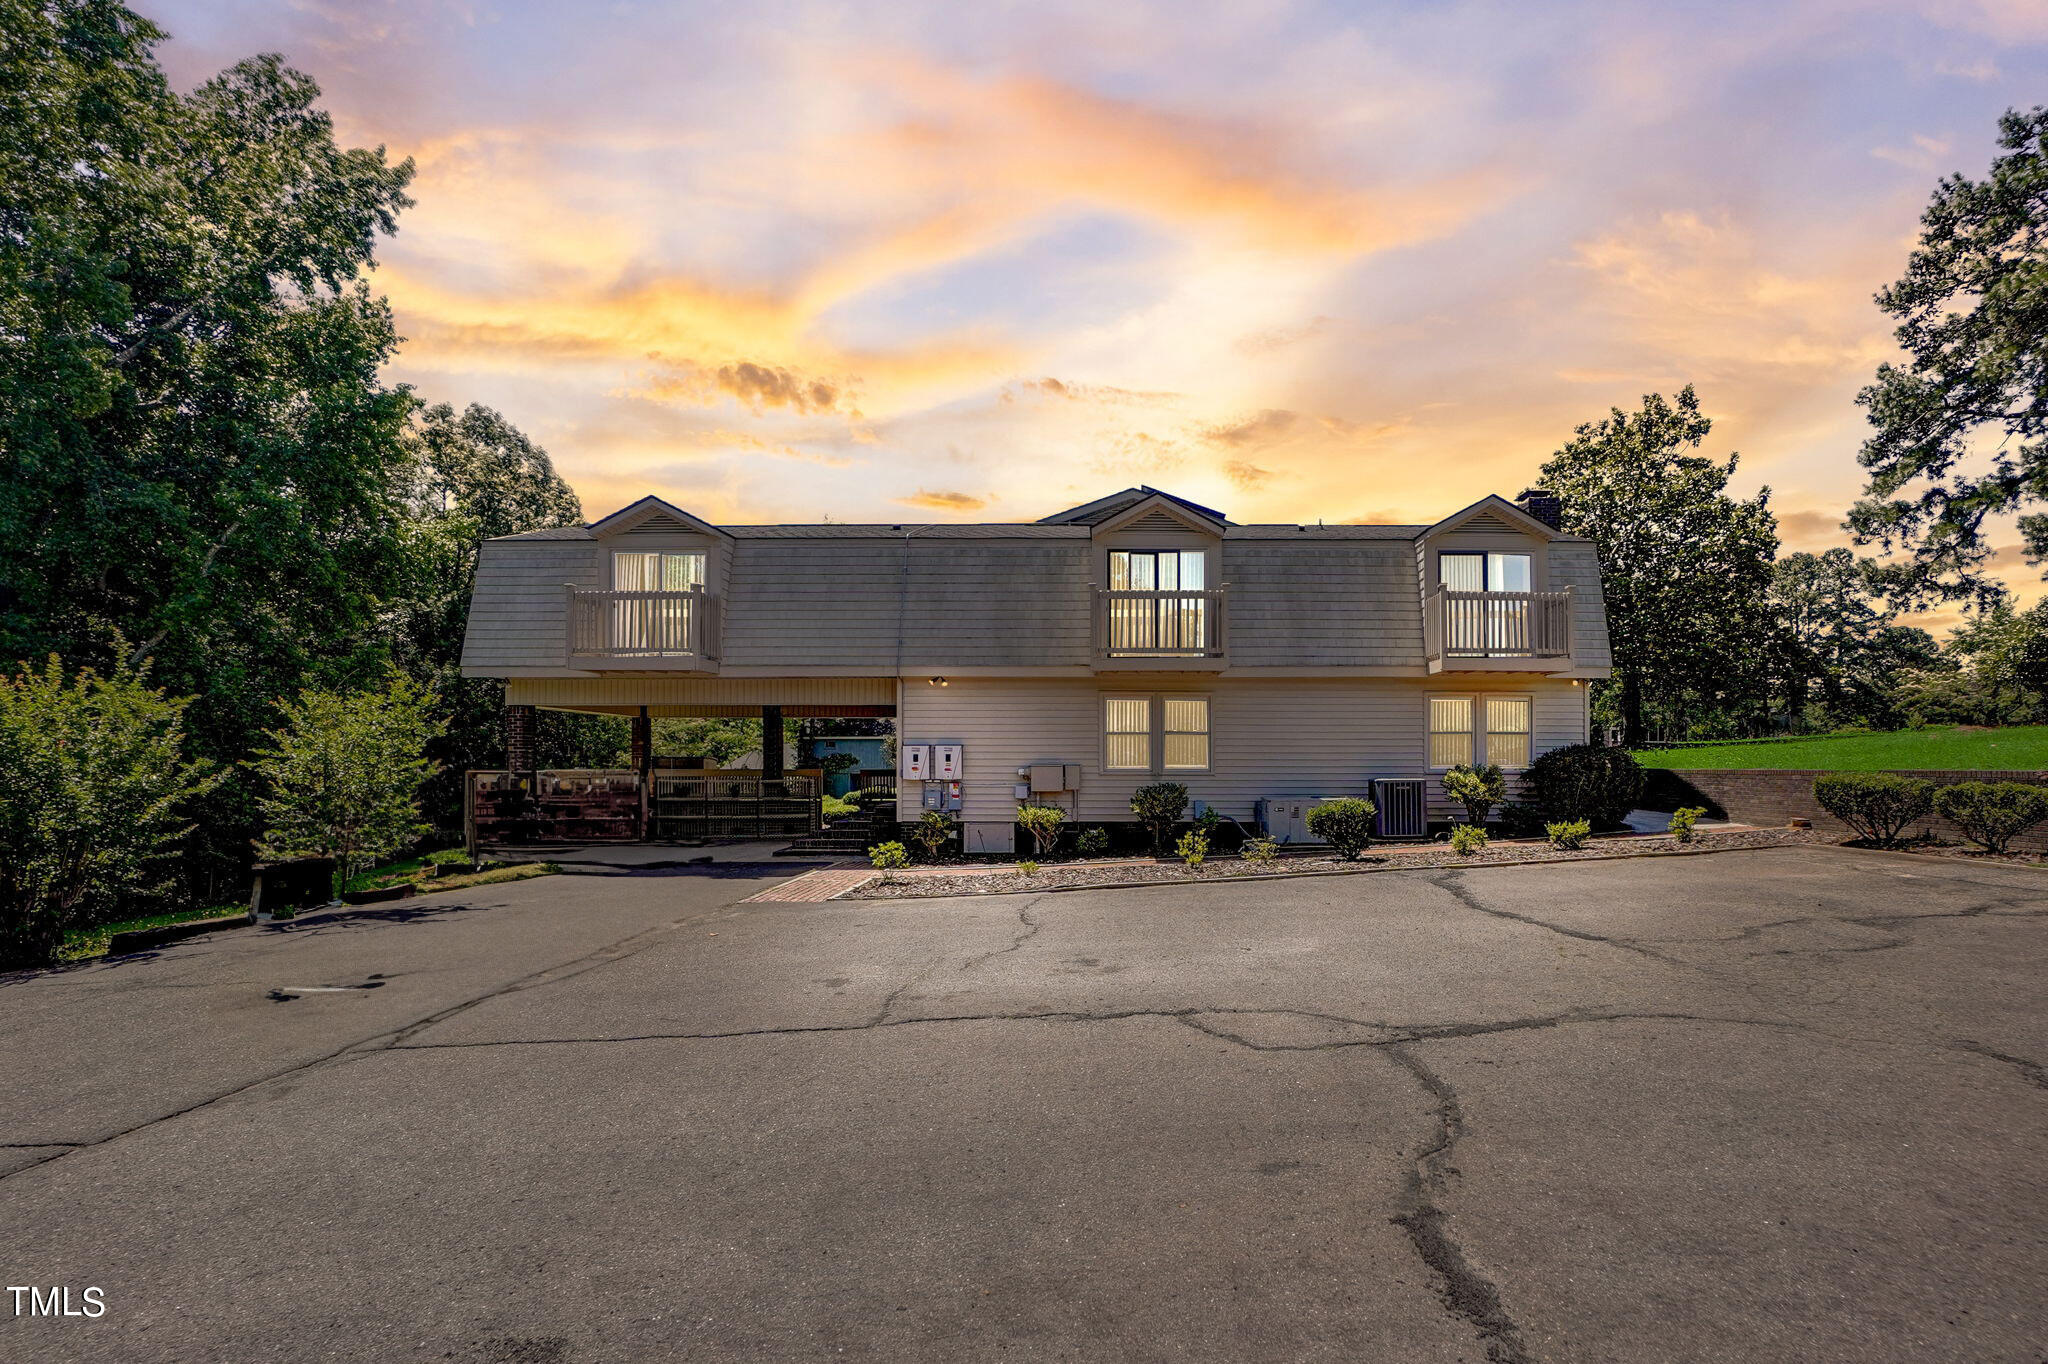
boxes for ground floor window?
[1104,692,1211,774]
[1429,693,1533,770]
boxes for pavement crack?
[1427,870,1691,969]
[1952,1040,2048,1091]
[1383,1043,1533,1364]
[962,896,1044,972]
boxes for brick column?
[761,705,784,781]
[504,704,537,776]
[630,709,651,773]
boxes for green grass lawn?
[1635,725,2048,772]
[344,846,474,894]
[59,903,244,961]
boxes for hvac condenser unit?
[1257,795,1365,845]
[1371,778,1430,839]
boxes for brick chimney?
[1516,487,1563,530]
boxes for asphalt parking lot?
[2,844,2044,1363]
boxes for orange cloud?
[897,489,988,512]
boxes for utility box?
[1028,763,1065,794]
[901,745,930,781]
[1257,795,1369,844]
[934,743,963,780]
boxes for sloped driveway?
[2,846,2044,1362]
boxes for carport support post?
[631,707,652,839]
[504,704,536,782]
[761,706,784,781]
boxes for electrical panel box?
[934,743,963,780]
[923,781,961,812]
[901,745,930,781]
[1063,763,1082,791]
[1028,763,1065,793]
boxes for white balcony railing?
[1097,588,1227,659]
[567,588,719,663]
[1425,588,1572,661]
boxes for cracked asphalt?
[2,844,2045,1363]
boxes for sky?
[139,0,2048,625]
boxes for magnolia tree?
[249,675,445,892]
[0,653,219,967]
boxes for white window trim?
[1427,692,1535,772]
[1102,691,1213,776]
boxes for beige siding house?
[460,486,1612,851]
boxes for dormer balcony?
[1425,588,1573,672]
[567,587,720,669]
[1095,588,1228,667]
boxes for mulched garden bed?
[1845,839,2048,868]
[839,827,1837,899]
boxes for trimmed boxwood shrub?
[1523,744,1645,826]
[1813,773,1933,848]
[1931,781,2048,855]
[1545,819,1592,850]
[1306,797,1377,860]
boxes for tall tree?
[1769,549,1937,727]
[1849,107,2048,608]
[1537,387,1781,745]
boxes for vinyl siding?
[899,676,1589,832]
[1549,541,1613,669]
[459,540,599,670]
[1224,543,1423,665]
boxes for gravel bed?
[839,827,1837,899]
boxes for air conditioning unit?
[1257,795,1368,844]
[1372,778,1430,839]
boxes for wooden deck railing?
[1096,588,1227,658]
[465,768,820,848]
[1425,588,1573,660]
[567,588,719,661]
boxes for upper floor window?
[1109,550,1206,591]
[1439,551,1530,594]
[612,551,705,592]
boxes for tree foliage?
[248,675,445,890]
[1537,388,1781,744]
[1850,107,2048,607]
[0,650,219,966]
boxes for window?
[1486,696,1532,769]
[1438,552,1535,652]
[1105,697,1152,771]
[612,550,705,591]
[1104,692,1212,773]
[1106,550,1211,654]
[1437,551,1530,592]
[1109,549,1206,591]
[1428,696,1474,768]
[1428,694,1534,770]
[1162,696,1210,771]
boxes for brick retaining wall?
[1645,768,2048,855]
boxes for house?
[800,734,893,795]
[458,486,1611,850]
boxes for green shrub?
[1175,830,1209,868]
[0,652,221,968]
[1130,782,1190,854]
[821,794,858,818]
[1441,763,1507,825]
[1668,806,1706,844]
[1524,744,1645,826]
[1075,826,1110,858]
[1016,803,1068,857]
[1240,836,1280,866]
[1450,824,1488,855]
[847,786,898,809]
[1545,819,1592,850]
[1813,773,1934,848]
[908,810,956,861]
[868,841,909,873]
[1306,798,1377,860]
[1931,781,2048,855]
[1016,859,1039,877]
[1497,802,1547,838]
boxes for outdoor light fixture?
[929,676,949,686]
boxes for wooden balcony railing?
[1425,588,1573,661]
[1096,588,1227,659]
[567,587,719,663]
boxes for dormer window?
[612,550,705,592]
[1438,551,1530,593]
[1108,549,1206,592]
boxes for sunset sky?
[140,0,2048,623]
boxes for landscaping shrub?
[821,794,858,818]
[1668,806,1706,844]
[0,652,220,969]
[1449,824,1488,855]
[847,787,898,809]
[1545,819,1592,850]
[1306,797,1377,860]
[868,841,909,874]
[1441,763,1507,826]
[1130,782,1190,854]
[1524,744,1645,826]
[1240,836,1279,867]
[1812,773,1934,848]
[1497,802,1547,838]
[1175,830,1209,868]
[1016,860,1039,877]
[1930,781,2048,854]
[908,810,956,861]
[1016,803,1068,857]
[1075,826,1110,858]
